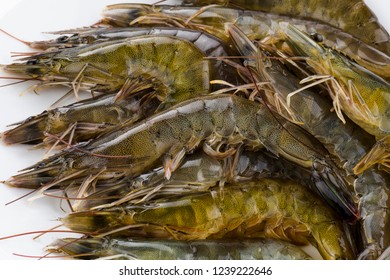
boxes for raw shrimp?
[21,27,243,93]
[0,89,159,146]
[99,4,390,80]
[61,179,356,260]
[77,149,357,224]
[226,24,390,259]
[2,35,212,104]
[4,94,358,221]
[281,24,390,139]
[178,0,390,55]
[47,237,314,260]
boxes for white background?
[0,0,389,261]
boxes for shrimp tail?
[1,113,48,145]
[61,209,128,234]
[311,159,360,223]
[2,58,51,78]
[4,152,85,189]
[5,164,63,189]
[100,4,148,27]
[47,238,101,259]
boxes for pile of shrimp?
[0,0,389,260]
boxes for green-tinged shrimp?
[4,94,358,221]
[354,135,390,175]
[99,4,390,80]
[2,35,212,104]
[281,24,390,139]
[76,149,357,223]
[23,27,242,93]
[227,24,390,259]
[61,179,356,260]
[1,28,242,146]
[0,89,159,146]
[47,237,314,260]
[178,0,390,55]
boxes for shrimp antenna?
[0,77,36,88]
[11,252,89,259]
[12,253,65,259]
[0,229,88,241]
[10,236,90,259]
[152,0,170,5]
[42,190,122,201]
[33,224,63,240]
[0,29,32,47]
[4,189,37,206]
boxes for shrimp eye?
[310,33,324,42]
[26,60,38,65]
[57,35,69,42]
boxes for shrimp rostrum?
[4,94,358,222]
[61,179,356,260]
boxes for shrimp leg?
[353,135,390,175]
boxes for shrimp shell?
[62,178,356,260]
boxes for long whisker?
[0,28,32,46]
[0,77,36,88]
[33,224,63,240]
[0,229,87,241]
[4,189,37,206]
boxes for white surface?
[0,0,389,260]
